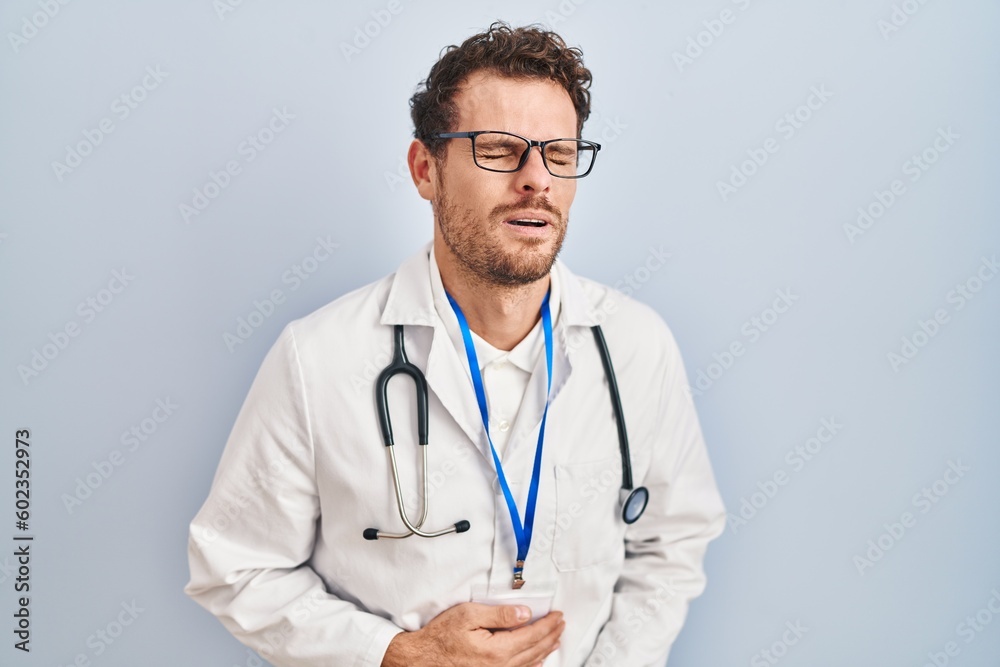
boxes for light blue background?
[2,1,998,665]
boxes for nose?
[512,145,552,194]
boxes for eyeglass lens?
[472,132,596,177]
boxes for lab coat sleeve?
[582,322,726,667]
[185,324,403,667]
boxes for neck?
[435,240,550,352]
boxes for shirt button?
[498,420,511,432]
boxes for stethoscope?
[363,320,649,541]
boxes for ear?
[408,139,437,201]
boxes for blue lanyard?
[446,290,553,588]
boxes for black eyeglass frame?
[430,131,602,179]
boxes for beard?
[432,177,567,287]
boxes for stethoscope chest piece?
[621,486,649,524]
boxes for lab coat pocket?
[551,456,623,572]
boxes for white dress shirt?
[427,243,562,459]
[185,242,726,666]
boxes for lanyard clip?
[512,560,525,589]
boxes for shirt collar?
[426,244,560,373]
[380,240,600,335]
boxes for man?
[186,22,726,667]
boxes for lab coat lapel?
[380,244,493,462]
[551,256,605,366]
[423,326,492,458]
[507,337,569,462]
[507,260,599,458]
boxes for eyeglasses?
[431,131,601,179]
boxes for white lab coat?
[185,242,726,667]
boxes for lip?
[503,221,552,238]
[502,210,555,227]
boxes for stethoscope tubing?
[590,325,634,491]
[365,320,648,539]
[375,325,429,447]
[366,325,470,540]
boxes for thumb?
[471,603,532,629]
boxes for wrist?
[382,630,416,667]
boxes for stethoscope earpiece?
[365,520,471,541]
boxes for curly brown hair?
[409,21,593,157]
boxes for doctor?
[186,21,726,667]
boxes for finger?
[464,602,534,630]
[507,624,563,666]
[491,615,564,662]
[510,610,564,641]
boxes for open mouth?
[507,219,547,227]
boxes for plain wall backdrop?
[2,1,999,665]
